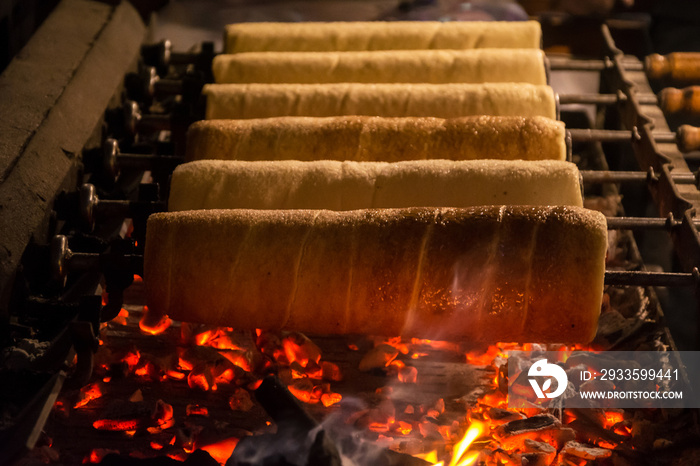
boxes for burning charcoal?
[521,439,556,466]
[300,360,323,379]
[229,388,254,412]
[175,424,204,453]
[418,416,442,440]
[320,392,342,408]
[74,381,106,408]
[653,438,672,449]
[288,378,319,404]
[212,358,246,386]
[321,361,343,382]
[561,440,613,461]
[129,389,144,402]
[484,407,526,426]
[359,344,399,371]
[494,414,567,450]
[545,427,576,450]
[180,345,226,368]
[498,414,561,435]
[397,365,418,383]
[281,332,322,368]
[187,364,215,391]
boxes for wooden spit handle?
[658,86,700,116]
[677,125,700,153]
[646,52,700,82]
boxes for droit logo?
[528,359,568,399]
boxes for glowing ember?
[396,420,413,435]
[134,358,159,380]
[288,378,317,404]
[92,418,141,432]
[83,448,119,464]
[61,297,630,466]
[188,366,215,391]
[281,333,322,368]
[112,308,130,326]
[200,438,239,465]
[74,382,104,409]
[122,349,141,370]
[603,410,624,428]
[410,338,462,353]
[151,400,175,431]
[466,345,506,365]
[139,309,171,335]
[195,329,216,346]
[320,361,342,381]
[166,369,186,380]
[178,355,194,371]
[186,404,209,417]
[320,392,342,407]
[397,365,418,383]
[220,351,253,372]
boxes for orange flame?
[425,421,485,466]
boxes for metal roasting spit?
[2,2,700,464]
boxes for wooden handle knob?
[646,52,700,81]
[658,86,700,116]
[676,125,700,153]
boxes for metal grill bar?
[605,270,698,287]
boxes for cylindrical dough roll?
[212,49,547,85]
[144,206,606,343]
[203,83,557,120]
[186,115,566,162]
[224,21,542,53]
[168,160,583,212]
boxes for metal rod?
[606,217,680,230]
[548,56,645,73]
[559,93,658,106]
[580,169,696,185]
[605,270,697,287]
[569,127,700,154]
[570,128,672,144]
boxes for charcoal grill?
[1,2,700,464]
